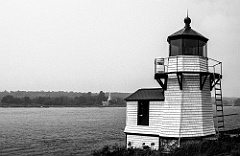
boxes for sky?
[0,0,239,97]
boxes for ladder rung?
[215,94,222,96]
[215,88,221,90]
[216,99,222,101]
[218,126,224,128]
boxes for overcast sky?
[0,0,239,97]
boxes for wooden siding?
[126,101,138,126]
[161,73,215,137]
[125,74,215,137]
[125,55,215,139]
[125,101,164,135]
[127,134,159,149]
[167,56,208,72]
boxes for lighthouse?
[125,16,223,150]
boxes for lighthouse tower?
[125,16,223,150]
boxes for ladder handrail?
[213,64,224,134]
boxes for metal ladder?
[214,77,224,133]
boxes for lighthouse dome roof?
[167,16,208,43]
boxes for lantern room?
[168,16,208,57]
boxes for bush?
[173,142,200,156]
[92,145,161,156]
[92,139,240,156]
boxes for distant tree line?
[0,91,126,107]
[234,98,240,106]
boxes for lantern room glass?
[169,39,207,57]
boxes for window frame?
[137,101,149,126]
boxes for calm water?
[0,107,126,156]
[0,106,240,156]
[215,106,240,130]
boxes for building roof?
[125,88,164,101]
[167,16,208,43]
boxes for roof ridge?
[138,88,162,90]
[125,88,164,101]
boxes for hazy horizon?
[0,0,240,97]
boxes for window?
[169,39,207,57]
[199,40,207,57]
[137,101,149,125]
[182,39,198,55]
[170,39,182,56]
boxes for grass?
[92,136,240,156]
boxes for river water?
[0,107,126,156]
[0,106,240,156]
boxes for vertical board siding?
[127,134,159,149]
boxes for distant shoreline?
[0,105,126,108]
[2,104,240,108]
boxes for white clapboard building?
[124,16,223,150]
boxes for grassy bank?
[92,137,240,156]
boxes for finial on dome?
[184,10,191,28]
